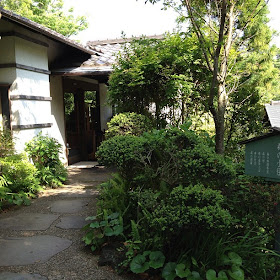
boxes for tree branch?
[185,0,213,72]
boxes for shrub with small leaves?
[0,128,14,157]
[25,133,67,187]
[105,112,154,139]
[0,154,40,194]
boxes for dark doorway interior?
[63,78,102,165]
[0,85,11,129]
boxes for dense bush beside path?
[0,130,67,210]
[84,123,280,280]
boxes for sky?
[64,0,280,46]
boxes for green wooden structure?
[243,130,280,182]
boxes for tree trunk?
[214,83,227,154]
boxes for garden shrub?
[97,126,235,190]
[88,125,280,279]
[25,133,67,187]
[0,154,40,194]
[97,173,130,215]
[105,112,153,139]
[0,127,14,157]
[148,185,232,233]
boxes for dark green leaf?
[130,254,149,274]
[149,251,165,269]
[162,262,177,280]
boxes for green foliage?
[93,126,280,279]
[97,173,129,215]
[83,211,124,252]
[0,155,41,209]
[0,128,14,157]
[25,133,67,187]
[147,0,279,154]
[64,92,74,119]
[1,0,88,36]
[0,129,42,209]
[108,34,204,127]
[97,125,235,189]
[130,251,165,273]
[148,185,232,235]
[222,178,280,235]
[105,112,154,139]
[0,154,40,193]
[205,252,244,280]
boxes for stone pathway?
[0,163,136,280]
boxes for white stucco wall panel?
[15,37,49,70]
[99,83,113,131]
[49,76,67,164]
[15,25,49,47]
[10,69,50,97]
[0,68,16,84]
[0,37,16,64]
[13,127,52,154]
[10,99,51,126]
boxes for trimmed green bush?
[0,128,14,157]
[25,133,67,187]
[97,126,235,189]
[88,125,280,279]
[105,112,153,139]
[0,154,40,194]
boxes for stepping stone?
[0,235,72,266]
[42,188,98,198]
[56,216,88,229]
[50,200,88,213]
[0,213,59,230]
[0,272,47,280]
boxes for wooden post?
[74,89,87,160]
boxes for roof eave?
[0,8,94,55]
[239,128,280,144]
[51,68,113,76]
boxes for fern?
[131,220,141,242]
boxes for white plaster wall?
[15,37,48,70]
[13,127,52,153]
[10,69,50,97]
[9,69,51,127]
[99,83,113,131]
[50,75,67,164]
[0,37,16,64]
[10,99,51,126]
[0,68,16,84]
[8,38,52,156]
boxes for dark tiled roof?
[0,8,94,55]
[265,101,280,129]
[85,35,164,68]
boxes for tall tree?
[108,34,205,127]
[147,0,276,154]
[1,0,88,37]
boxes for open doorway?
[0,85,11,129]
[63,80,103,165]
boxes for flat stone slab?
[0,272,47,280]
[56,216,88,229]
[41,188,98,198]
[0,213,59,230]
[0,235,72,266]
[50,200,88,213]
